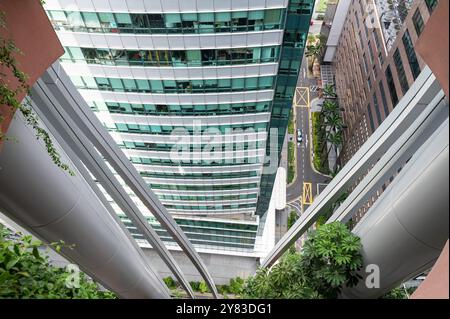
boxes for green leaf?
[6,257,19,270]
[32,248,41,260]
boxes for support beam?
[261,67,441,268]
[0,114,170,299]
[37,62,218,298]
[29,88,195,299]
[342,119,449,298]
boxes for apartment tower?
[324,0,439,164]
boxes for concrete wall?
[143,248,258,285]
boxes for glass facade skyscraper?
[44,0,314,256]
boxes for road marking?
[305,131,308,149]
[294,87,310,108]
[300,196,304,214]
[302,182,313,205]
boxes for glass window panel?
[131,14,148,28]
[66,11,85,27]
[169,105,181,111]
[98,12,116,28]
[109,78,124,91]
[232,11,247,19]
[68,47,85,60]
[82,12,100,28]
[136,79,151,91]
[83,77,97,89]
[151,80,164,93]
[264,9,281,24]
[261,47,274,59]
[259,77,273,88]
[145,104,156,111]
[165,13,181,23]
[95,77,110,89]
[186,50,201,64]
[215,12,231,22]
[249,47,261,60]
[248,10,264,20]
[50,11,68,23]
[122,79,137,91]
[115,13,132,26]
[232,78,245,89]
[147,14,164,28]
[218,79,231,88]
[245,77,258,89]
[182,13,197,21]
[199,13,214,22]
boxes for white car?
[297,129,303,143]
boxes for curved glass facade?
[47,9,286,34]
[63,45,281,67]
[94,101,271,116]
[72,75,275,94]
[47,0,314,253]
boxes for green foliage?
[316,0,330,13]
[306,36,324,71]
[243,222,362,299]
[312,112,329,174]
[0,12,73,175]
[287,141,296,183]
[287,109,295,134]
[229,277,245,295]
[189,281,200,291]
[163,276,177,289]
[322,84,337,99]
[287,210,298,229]
[382,287,407,299]
[0,225,115,299]
[300,222,362,298]
[198,280,208,293]
[171,289,184,299]
[217,284,230,295]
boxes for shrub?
[163,276,177,289]
[217,284,230,294]
[312,112,330,174]
[229,277,245,295]
[0,225,115,299]
[300,222,362,298]
[198,281,208,293]
[287,211,298,229]
[287,142,296,183]
[243,222,362,299]
[288,110,295,134]
[189,281,200,291]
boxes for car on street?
[297,129,303,143]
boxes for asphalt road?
[286,57,330,214]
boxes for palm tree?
[306,41,323,72]
[322,84,337,99]
[326,132,343,172]
[321,100,339,118]
[325,113,344,134]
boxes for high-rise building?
[323,0,438,164]
[43,0,314,276]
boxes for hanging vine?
[0,11,74,175]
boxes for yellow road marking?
[302,182,313,205]
[294,87,310,108]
